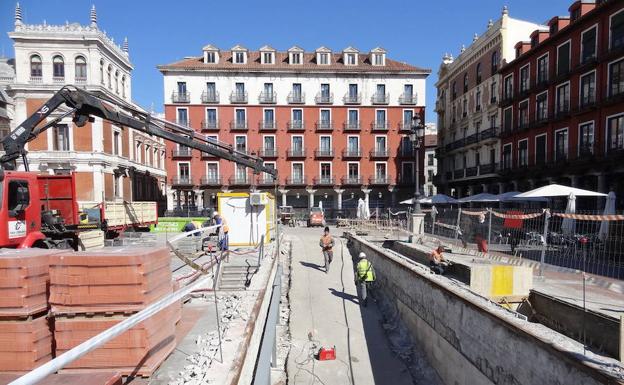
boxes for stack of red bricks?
[50,247,179,376]
[0,249,60,372]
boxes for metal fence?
[424,207,624,280]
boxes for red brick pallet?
[0,371,122,385]
[50,247,172,314]
[0,313,52,371]
[0,249,61,317]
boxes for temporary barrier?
[217,192,275,246]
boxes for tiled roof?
[158,51,430,73]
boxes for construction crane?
[0,86,277,249]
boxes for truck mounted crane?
[0,86,277,249]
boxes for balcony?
[315,120,334,131]
[399,121,412,131]
[454,169,465,179]
[230,92,248,104]
[257,175,277,186]
[465,133,478,145]
[175,119,190,127]
[201,151,218,159]
[287,120,305,131]
[75,76,87,85]
[369,149,389,158]
[286,176,307,186]
[29,76,42,84]
[478,163,497,175]
[315,93,334,104]
[579,96,596,110]
[369,176,391,185]
[371,121,388,131]
[200,176,221,186]
[343,121,360,131]
[171,149,192,158]
[341,176,363,185]
[287,93,305,104]
[171,176,193,186]
[201,91,220,104]
[465,167,478,177]
[371,93,389,105]
[478,127,498,141]
[229,175,250,186]
[53,76,65,85]
[555,102,570,118]
[398,177,414,186]
[314,149,334,158]
[398,147,415,158]
[229,120,248,131]
[201,119,219,131]
[287,149,306,158]
[172,92,190,103]
[342,148,362,158]
[399,93,417,105]
[343,94,361,104]
[259,120,277,131]
[259,92,277,104]
[313,176,335,186]
[259,149,279,158]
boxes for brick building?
[498,0,624,200]
[158,45,430,214]
[435,7,543,197]
[6,4,166,208]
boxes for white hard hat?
[358,252,366,259]
[213,211,219,218]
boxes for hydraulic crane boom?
[0,86,277,177]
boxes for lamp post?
[409,113,426,213]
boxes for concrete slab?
[284,226,414,385]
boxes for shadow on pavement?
[329,287,360,305]
[300,261,326,272]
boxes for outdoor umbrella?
[514,184,607,198]
[495,191,549,202]
[598,191,616,241]
[457,193,499,203]
[400,194,460,205]
[561,192,576,235]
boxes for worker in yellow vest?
[355,252,376,307]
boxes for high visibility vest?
[356,259,375,282]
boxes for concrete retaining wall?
[347,234,624,385]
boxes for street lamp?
[409,113,426,213]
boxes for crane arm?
[1,86,277,177]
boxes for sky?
[0,0,571,121]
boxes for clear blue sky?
[1,0,570,121]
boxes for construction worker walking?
[319,226,334,273]
[355,252,376,307]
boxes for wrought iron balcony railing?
[259,120,277,130]
[230,91,248,103]
[315,120,334,131]
[313,176,335,186]
[230,120,248,130]
[343,94,361,104]
[287,92,305,104]
[171,176,193,185]
[342,148,362,158]
[287,120,306,131]
[201,119,219,130]
[371,93,389,104]
[315,149,334,158]
[201,91,219,103]
[371,121,388,131]
[399,93,416,104]
[172,92,190,103]
[200,176,221,186]
[259,92,277,104]
[343,121,360,131]
[315,93,334,104]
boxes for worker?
[355,252,376,307]
[474,213,488,253]
[429,245,450,275]
[182,221,197,237]
[214,212,230,261]
[319,226,334,273]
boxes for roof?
[158,51,430,74]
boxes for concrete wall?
[347,234,623,385]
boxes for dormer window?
[206,52,216,63]
[370,47,386,66]
[263,52,274,64]
[346,54,356,65]
[292,53,302,64]
[315,47,332,65]
[202,45,220,64]
[342,47,360,66]
[231,45,248,64]
[288,46,304,65]
[319,53,329,65]
[373,54,384,65]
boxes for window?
[611,10,624,49]
[176,82,186,95]
[489,114,497,129]
[136,142,142,163]
[348,110,359,128]
[292,136,303,154]
[348,136,359,153]
[99,60,104,84]
[491,50,499,74]
[557,41,571,76]
[121,76,126,98]
[291,53,301,64]
[235,109,246,128]
[114,175,121,198]
[580,71,596,107]
[556,83,570,114]
[320,136,331,152]
[490,81,497,103]
[235,136,247,153]
[235,164,247,180]
[107,65,112,89]
[476,63,482,84]
[348,84,358,98]
[555,129,568,161]
[403,110,413,127]
[320,163,332,180]
[206,82,216,99]
[292,163,303,181]
[234,52,245,64]
[520,65,530,92]
[320,109,330,126]
[178,163,190,182]
[518,140,528,167]
[375,163,386,179]
[609,59,624,97]
[376,110,386,127]
[348,163,359,179]
[536,92,548,121]
[462,98,467,116]
[579,122,594,156]
[476,89,481,111]
[503,75,513,100]
[205,108,217,128]
[503,107,512,132]
[52,56,64,78]
[452,81,457,100]
[75,56,87,80]
[320,84,330,98]
[518,101,529,128]
[537,54,549,84]
[114,70,119,93]
[292,83,302,98]
[53,124,70,151]
[206,51,216,63]
[490,148,496,164]
[30,55,42,77]
[536,135,547,165]
[428,153,435,166]
[607,114,624,151]
[463,73,469,93]
[113,130,120,155]
[319,53,329,65]
[292,109,303,128]
[263,109,274,127]
[346,53,356,65]
[475,151,480,166]
[502,144,512,169]
[581,26,597,63]
[177,108,188,125]
[207,163,219,181]
[404,84,413,97]
[263,136,275,153]
[262,52,273,64]
[373,54,384,65]
[375,136,386,153]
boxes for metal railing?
[286,176,307,185]
[171,176,193,185]
[230,120,248,130]
[314,149,334,157]
[260,149,279,158]
[287,120,305,131]
[172,149,192,157]
[371,93,389,104]
[341,176,362,185]
[369,149,389,158]
[313,176,335,185]
[200,176,221,186]
[399,121,412,131]
[259,120,277,130]
[371,121,388,130]
[399,93,416,104]
[201,119,219,130]
[257,176,277,186]
[315,93,333,104]
[286,149,306,157]
[230,91,248,103]
[259,92,277,104]
[343,121,360,131]
[343,94,361,104]
[369,176,391,185]
[287,92,305,104]
[229,175,250,185]
[342,148,361,158]
[202,91,219,103]
[315,120,334,131]
[172,91,190,103]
